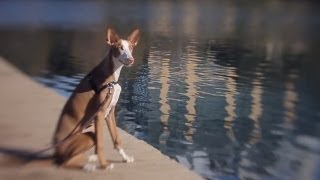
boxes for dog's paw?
[123,156,134,163]
[105,163,114,170]
[83,163,97,172]
[83,154,98,172]
[88,154,98,162]
[118,149,134,163]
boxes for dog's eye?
[120,46,124,50]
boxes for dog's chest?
[104,83,121,116]
[81,84,121,134]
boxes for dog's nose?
[128,58,134,64]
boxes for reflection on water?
[248,69,263,145]
[1,1,320,179]
[224,68,237,142]
[184,42,198,143]
[283,76,299,130]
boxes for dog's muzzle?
[119,58,134,66]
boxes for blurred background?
[0,0,320,179]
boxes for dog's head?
[106,28,140,67]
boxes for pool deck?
[0,57,202,180]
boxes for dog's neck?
[111,55,124,82]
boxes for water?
[1,1,320,179]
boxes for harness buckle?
[88,74,118,94]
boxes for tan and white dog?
[53,28,140,171]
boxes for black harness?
[87,74,118,94]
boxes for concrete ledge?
[0,57,202,180]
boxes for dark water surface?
[1,1,320,179]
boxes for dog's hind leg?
[58,132,96,170]
[62,153,87,169]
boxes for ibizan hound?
[53,28,140,171]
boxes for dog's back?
[53,72,101,144]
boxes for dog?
[52,28,140,171]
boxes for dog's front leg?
[95,112,108,168]
[106,107,134,163]
[106,107,121,149]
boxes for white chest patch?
[82,84,121,133]
[104,83,121,117]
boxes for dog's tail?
[0,147,55,168]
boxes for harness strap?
[88,74,117,94]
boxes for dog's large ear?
[106,28,119,45]
[128,29,140,46]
